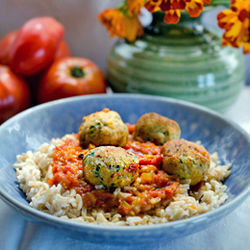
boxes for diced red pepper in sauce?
[139,155,163,166]
[129,163,139,175]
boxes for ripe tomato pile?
[0,17,106,124]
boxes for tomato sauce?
[48,135,180,216]
[48,139,93,195]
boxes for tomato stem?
[70,66,84,78]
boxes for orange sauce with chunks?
[48,139,93,195]
[48,132,180,216]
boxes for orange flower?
[217,0,250,53]
[145,0,211,24]
[98,8,143,42]
[127,0,146,14]
[98,9,126,39]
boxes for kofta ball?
[79,109,128,147]
[133,112,181,145]
[161,139,210,185]
[83,146,139,188]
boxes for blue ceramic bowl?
[0,94,250,245]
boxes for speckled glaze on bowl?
[0,94,250,245]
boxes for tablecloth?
[1,87,250,250]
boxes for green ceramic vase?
[106,11,245,113]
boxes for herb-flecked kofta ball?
[79,109,128,147]
[133,112,181,145]
[83,146,139,188]
[161,139,210,185]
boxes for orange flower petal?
[202,0,211,5]
[172,0,186,10]
[123,15,144,41]
[222,37,232,46]
[185,0,203,17]
[238,9,249,22]
[217,10,237,29]
[145,0,162,13]
[225,20,243,38]
[164,10,181,24]
[231,0,248,12]
[160,0,171,11]
[243,42,250,54]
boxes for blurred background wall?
[0,0,249,85]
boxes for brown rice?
[14,134,231,226]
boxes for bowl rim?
[1,93,250,232]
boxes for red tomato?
[0,29,70,65]
[0,30,18,65]
[0,65,31,124]
[9,17,64,76]
[38,57,107,104]
[23,40,71,105]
